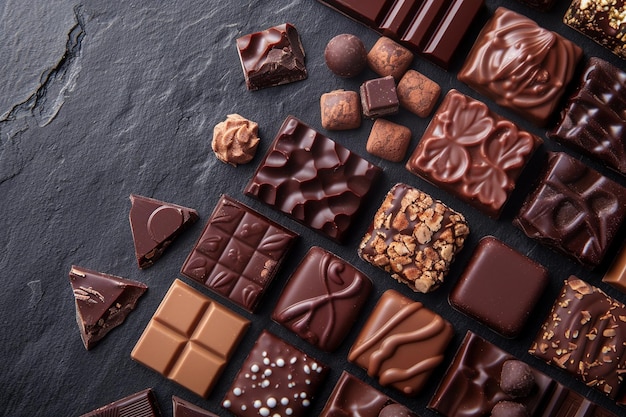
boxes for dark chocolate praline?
[324,33,367,77]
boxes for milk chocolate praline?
[324,34,367,77]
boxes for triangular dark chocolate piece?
[70,265,147,350]
[172,396,218,417]
[129,194,199,269]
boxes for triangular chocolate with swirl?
[129,194,199,269]
[70,265,147,350]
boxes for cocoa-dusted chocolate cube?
[360,75,399,119]
[366,118,411,162]
[367,36,413,80]
[397,69,440,118]
[359,183,470,293]
[320,89,361,130]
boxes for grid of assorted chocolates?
[73,0,626,416]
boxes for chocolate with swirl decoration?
[458,7,582,127]
[348,289,453,396]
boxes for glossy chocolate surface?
[458,7,582,127]
[70,265,147,350]
[429,331,619,417]
[316,0,484,68]
[129,194,199,269]
[79,388,162,417]
[172,396,219,417]
[514,152,626,268]
[236,23,307,90]
[603,244,626,294]
[449,236,548,338]
[272,246,372,352]
[348,289,454,396]
[530,277,626,402]
[406,90,542,218]
[222,330,328,417]
[181,195,297,312]
[244,116,381,243]
[360,75,399,118]
[549,57,626,176]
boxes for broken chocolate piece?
[79,388,161,417]
[173,396,219,417]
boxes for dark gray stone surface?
[1,0,625,416]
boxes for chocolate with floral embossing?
[458,7,583,127]
[514,152,626,268]
[348,289,454,396]
[359,183,470,293]
[530,276,626,403]
[244,116,381,244]
[406,90,542,218]
[180,195,297,312]
[272,246,372,352]
[549,57,626,176]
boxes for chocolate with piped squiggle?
[549,57,626,176]
[458,7,582,127]
[514,152,626,268]
[406,90,541,218]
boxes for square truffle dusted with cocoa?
[449,236,548,338]
[348,289,454,396]
[366,118,411,162]
[406,90,542,218]
[458,7,582,127]
[358,183,470,293]
[530,277,626,401]
[367,36,413,80]
[397,69,440,118]
[320,89,361,130]
[514,152,626,268]
[360,75,399,119]
[549,57,626,176]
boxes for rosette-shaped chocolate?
[211,114,260,166]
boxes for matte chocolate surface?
[131,279,250,398]
[359,183,470,293]
[360,75,399,119]
[236,23,307,90]
[564,0,626,59]
[514,152,626,268]
[348,289,454,396]
[70,265,147,350]
[180,195,297,312]
[79,388,162,417]
[429,331,619,417]
[367,36,413,80]
[212,114,260,166]
[172,396,218,417]
[222,330,328,417]
[272,246,372,352]
[320,89,361,130]
[516,0,557,11]
[406,90,542,218]
[530,277,626,402]
[449,236,548,338]
[397,69,440,118]
[549,57,626,176]
[458,7,583,127]
[366,118,412,162]
[324,33,367,77]
[319,371,418,417]
[244,116,381,243]
[129,194,199,269]
[316,0,484,68]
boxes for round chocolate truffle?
[379,404,419,417]
[324,34,367,77]
[500,360,535,398]
[491,401,529,417]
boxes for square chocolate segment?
[79,389,161,417]
[449,236,548,338]
[458,7,582,127]
[514,152,626,268]
[320,89,361,130]
[564,0,626,60]
[429,331,620,417]
[549,57,626,176]
[320,371,418,417]
[236,23,307,90]
[222,330,328,417]
[406,90,542,218]
[272,246,373,352]
[131,279,250,398]
[348,289,454,396]
[529,277,626,401]
[245,116,381,244]
[358,183,469,293]
[360,75,399,118]
[181,195,297,312]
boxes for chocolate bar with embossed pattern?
[79,389,162,417]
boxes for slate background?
[1,0,625,416]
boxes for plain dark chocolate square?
[360,75,399,118]
[449,236,548,338]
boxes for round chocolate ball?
[324,34,367,77]
[500,360,535,398]
[491,401,529,417]
[378,404,419,417]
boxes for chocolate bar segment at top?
[316,0,484,69]
[245,116,381,244]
